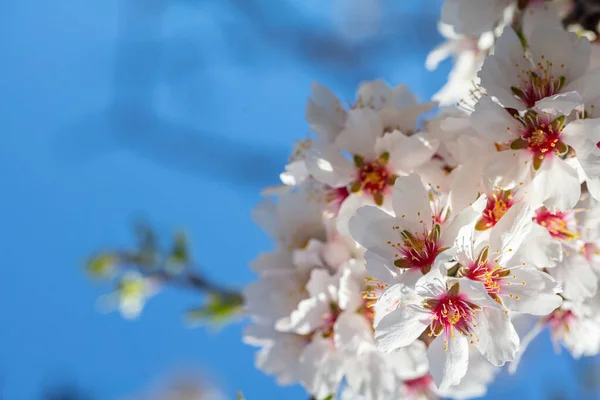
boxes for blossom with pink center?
[479,25,591,113]
[534,207,580,240]
[402,374,436,398]
[349,174,487,286]
[374,264,518,390]
[455,203,562,314]
[475,189,515,230]
[511,296,600,374]
[470,96,592,211]
[307,108,439,234]
[324,186,350,217]
[536,197,600,302]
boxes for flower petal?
[375,305,430,351]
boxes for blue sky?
[0,0,598,399]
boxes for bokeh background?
[1,0,599,399]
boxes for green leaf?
[321,395,334,400]
[86,252,118,278]
[186,293,244,327]
[236,391,246,400]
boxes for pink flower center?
[509,111,568,170]
[583,242,600,262]
[512,61,566,108]
[404,374,434,395]
[324,186,349,216]
[389,226,442,275]
[424,285,481,343]
[318,302,341,339]
[534,208,579,240]
[466,263,507,295]
[350,153,396,206]
[477,190,514,230]
[359,161,389,192]
[546,308,575,339]
[522,125,562,156]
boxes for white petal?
[375,305,430,351]
[483,150,531,191]
[335,108,382,158]
[364,250,400,284]
[275,297,330,335]
[473,308,519,366]
[338,267,363,311]
[428,334,470,391]
[565,67,600,118]
[470,96,521,141]
[549,251,598,301]
[512,223,562,268]
[477,27,526,109]
[298,337,344,398]
[534,91,583,115]
[454,223,475,266]
[415,264,448,298]
[333,311,374,352]
[532,156,581,211]
[348,205,397,258]
[379,102,437,134]
[441,193,487,246]
[306,81,346,142]
[562,118,600,179]
[305,144,354,187]
[306,268,338,298]
[528,25,590,83]
[379,131,439,172]
[501,268,562,315]
[373,281,416,327]
[488,202,533,265]
[356,80,391,110]
[391,174,434,232]
[336,193,370,237]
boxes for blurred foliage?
[186,292,244,327]
[86,222,243,327]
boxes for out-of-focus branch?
[86,222,243,325]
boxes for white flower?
[441,0,514,36]
[470,96,600,210]
[454,202,563,315]
[532,197,600,302]
[243,323,307,386]
[273,262,380,398]
[374,265,518,390]
[307,110,439,234]
[253,187,327,252]
[438,349,497,400]
[510,294,600,373]
[478,25,591,113]
[96,272,159,320]
[349,174,486,286]
[426,23,495,106]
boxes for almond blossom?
[349,174,486,286]
[374,264,518,390]
[470,96,600,210]
[478,25,591,113]
[307,110,439,234]
[237,3,600,398]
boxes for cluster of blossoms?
[244,1,600,399]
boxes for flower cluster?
[245,1,600,399]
